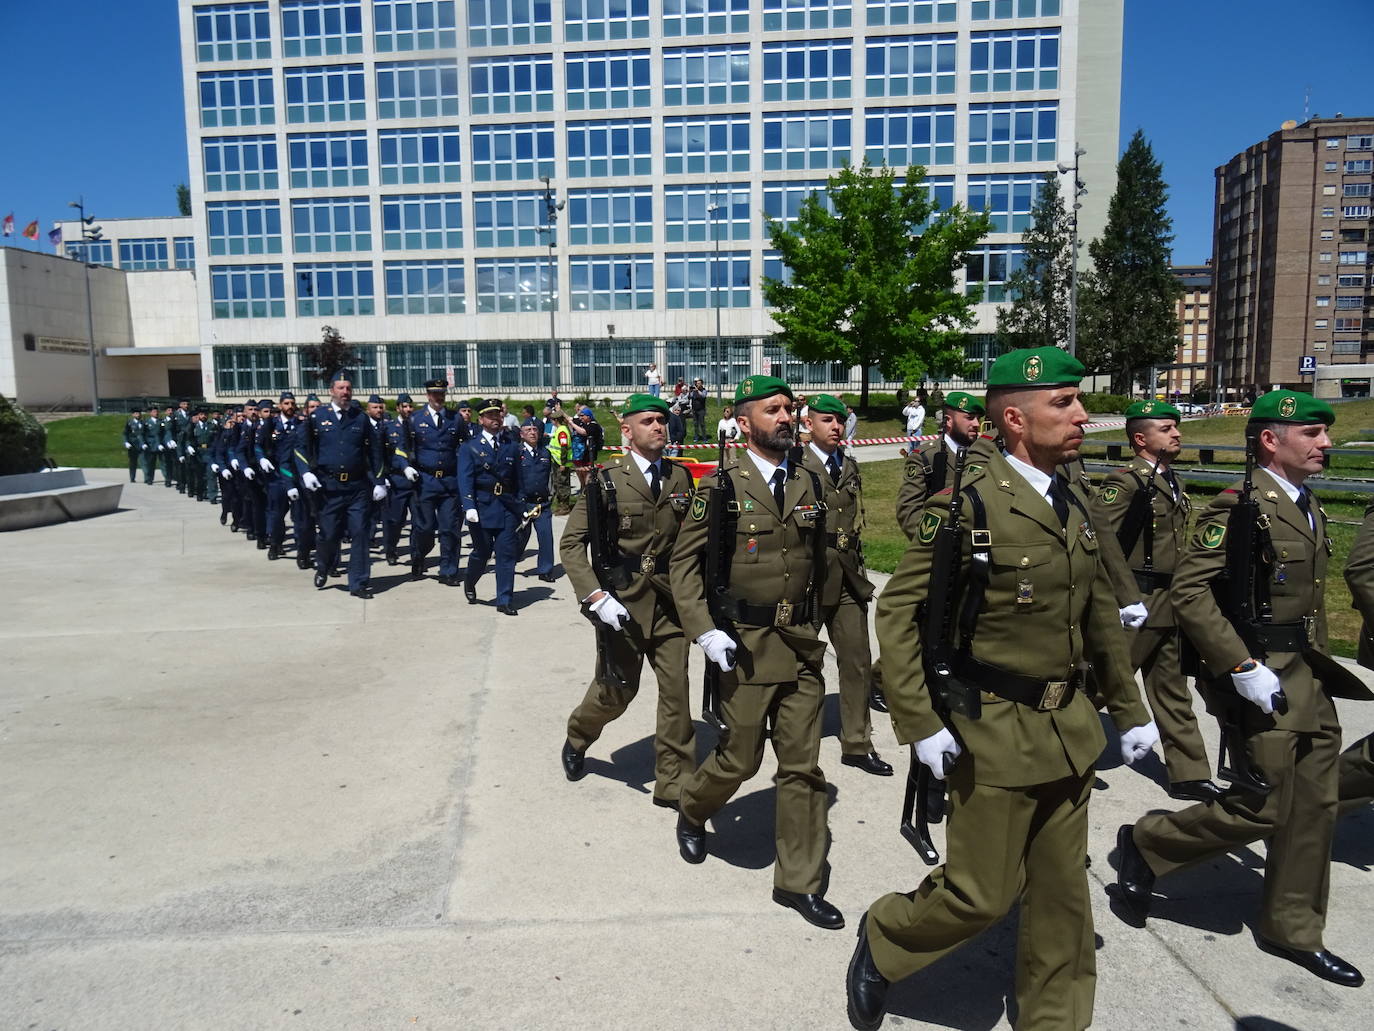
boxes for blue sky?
[1,0,1370,263]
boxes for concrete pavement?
[1,473,1371,1030]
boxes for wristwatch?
[1232,658,1259,673]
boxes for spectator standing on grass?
[689,378,709,441]
[844,404,858,442]
[646,362,664,397]
[717,405,739,442]
[902,397,926,437]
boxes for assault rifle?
[582,470,629,689]
[700,431,736,736]
[1115,454,1164,595]
[902,445,973,865]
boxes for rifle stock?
[701,431,734,736]
[582,472,628,689]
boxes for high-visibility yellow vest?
[549,423,572,466]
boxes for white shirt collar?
[628,449,658,476]
[746,448,787,482]
[1002,450,1054,500]
[482,430,496,447]
[331,402,345,416]
[1260,465,1301,503]
[808,441,840,467]
[944,434,964,455]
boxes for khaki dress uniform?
[1336,501,1374,813]
[895,435,999,541]
[801,444,877,758]
[1135,476,1365,951]
[1098,459,1211,783]
[868,449,1149,1030]
[560,454,696,806]
[669,450,831,894]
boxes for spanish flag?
[22,220,39,240]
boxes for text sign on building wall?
[36,336,91,356]
[1299,355,1317,375]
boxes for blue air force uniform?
[256,396,308,559]
[381,394,419,563]
[211,414,239,525]
[294,391,386,592]
[458,407,519,608]
[394,388,471,581]
[234,409,267,541]
[501,436,555,578]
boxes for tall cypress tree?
[995,172,1073,351]
[1078,130,1181,395]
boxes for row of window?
[196,33,1060,126]
[201,172,1037,256]
[200,103,1059,193]
[207,240,1023,318]
[66,237,196,271]
[195,0,1064,61]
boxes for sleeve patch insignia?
[1199,523,1226,549]
[905,464,919,479]
[917,510,944,545]
[1101,485,1119,505]
[691,494,707,521]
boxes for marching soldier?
[848,347,1157,1030]
[1115,390,1366,988]
[670,375,843,929]
[505,422,556,582]
[1098,400,1222,802]
[184,407,209,502]
[211,406,241,528]
[559,393,694,807]
[294,371,388,599]
[235,400,271,547]
[394,378,468,585]
[800,393,891,777]
[1340,503,1374,813]
[141,405,162,484]
[383,393,418,566]
[459,399,520,614]
[257,391,303,562]
[172,399,192,493]
[122,406,144,483]
[159,406,178,488]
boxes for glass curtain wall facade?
[180,0,1116,399]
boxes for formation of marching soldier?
[122,371,558,608]
[552,348,1374,1031]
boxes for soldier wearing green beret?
[895,391,993,541]
[1116,390,1368,988]
[801,393,891,777]
[670,375,843,929]
[1097,400,1222,802]
[559,393,697,809]
[848,346,1157,1030]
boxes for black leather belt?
[521,494,550,504]
[618,551,670,577]
[955,654,1083,710]
[1133,568,1173,592]
[719,594,808,627]
[825,530,860,553]
[1256,619,1313,653]
[320,465,365,482]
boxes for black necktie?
[1048,476,1070,528]
[1163,467,1179,499]
[828,454,842,484]
[1296,486,1313,528]
[771,468,787,515]
[648,461,661,500]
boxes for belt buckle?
[433,469,443,477]
[494,483,503,495]
[1038,680,1068,710]
[640,554,655,574]
[1301,616,1314,646]
[836,530,850,552]
[338,471,349,482]
[775,599,794,626]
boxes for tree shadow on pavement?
[884,912,1016,1031]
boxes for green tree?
[1078,131,1182,395]
[0,395,48,475]
[175,183,191,217]
[299,325,356,386]
[995,172,1073,350]
[762,160,991,409]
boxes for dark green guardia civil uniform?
[669,376,833,898]
[1131,391,1368,959]
[122,412,144,483]
[560,393,697,807]
[1098,401,1211,786]
[861,348,1150,1031]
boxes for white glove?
[211,463,220,474]
[696,628,736,671]
[404,466,420,483]
[590,593,629,630]
[244,467,256,481]
[1119,602,1148,629]
[220,468,232,481]
[124,442,131,450]
[1119,721,1160,764]
[287,487,300,501]
[465,508,479,524]
[1232,662,1282,714]
[915,728,962,780]
[186,446,196,457]
[301,472,322,492]
[230,458,240,470]
[259,458,274,473]
[372,484,388,502]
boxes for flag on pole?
[2,213,13,236]
[49,225,63,248]
[22,220,40,240]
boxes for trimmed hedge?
[0,395,48,475]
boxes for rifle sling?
[956,485,990,650]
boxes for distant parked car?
[1175,402,1203,415]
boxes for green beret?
[943,391,986,416]
[808,393,847,418]
[1248,390,1335,426]
[1124,400,1181,422]
[734,375,794,406]
[621,393,669,417]
[987,346,1084,389]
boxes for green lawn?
[46,413,131,468]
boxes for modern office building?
[172,0,1122,402]
[1211,115,1373,400]
[1163,261,1209,399]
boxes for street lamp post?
[709,184,723,403]
[68,197,102,413]
[1056,145,1087,358]
[540,176,564,393]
